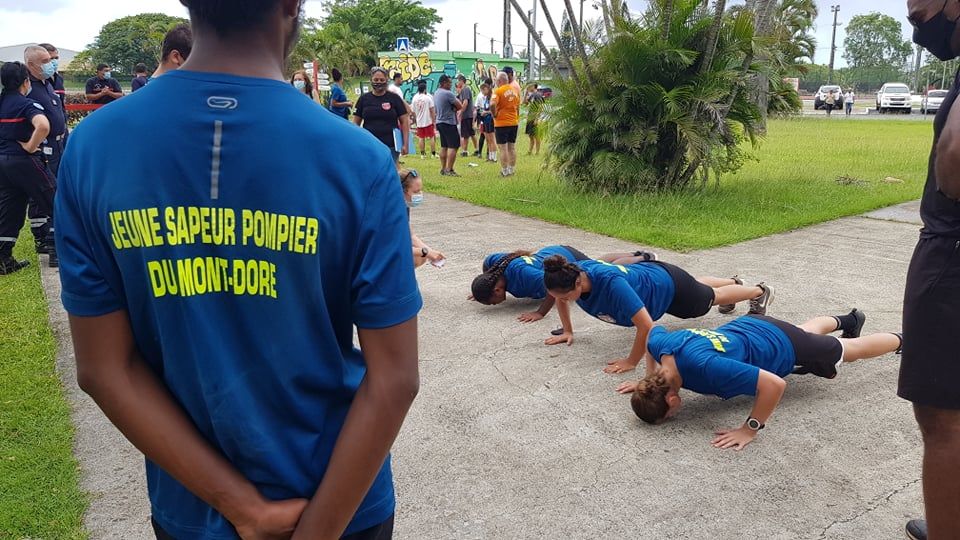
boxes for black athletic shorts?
[152,515,395,540]
[525,121,539,136]
[437,123,460,149]
[460,117,475,138]
[899,236,960,409]
[747,314,844,379]
[561,245,590,261]
[654,262,716,319]
[495,125,519,145]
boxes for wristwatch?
[746,417,765,431]
[421,247,429,257]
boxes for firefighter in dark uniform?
[0,62,56,275]
[38,43,68,120]
[24,46,64,265]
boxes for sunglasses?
[402,169,420,182]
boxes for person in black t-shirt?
[353,67,409,162]
[131,64,149,92]
[85,64,123,105]
[900,2,960,539]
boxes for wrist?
[745,417,765,431]
[216,485,266,528]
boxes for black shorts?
[437,123,460,149]
[525,121,539,136]
[899,236,960,409]
[561,245,590,261]
[495,126,519,145]
[460,117,475,138]
[747,314,844,379]
[654,262,715,320]
[482,116,495,133]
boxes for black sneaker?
[0,257,30,275]
[632,250,659,262]
[747,283,774,316]
[47,248,58,268]
[35,240,47,254]
[717,276,743,314]
[905,519,927,540]
[460,151,468,157]
[840,308,866,339]
[446,170,461,177]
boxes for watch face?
[747,418,762,431]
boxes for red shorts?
[416,125,436,138]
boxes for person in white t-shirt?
[411,81,437,158]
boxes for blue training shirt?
[482,245,580,300]
[574,260,675,326]
[647,316,796,400]
[55,69,422,539]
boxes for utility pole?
[474,23,478,52]
[491,37,495,54]
[531,0,538,80]
[828,5,840,84]
[538,31,543,76]
[528,9,535,81]
[503,0,512,58]
[580,0,585,32]
[913,44,923,92]
[446,29,450,51]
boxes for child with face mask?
[399,168,444,268]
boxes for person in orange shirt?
[491,72,520,177]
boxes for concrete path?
[43,198,925,539]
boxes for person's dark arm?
[544,298,575,346]
[69,311,307,537]
[452,96,463,112]
[518,295,556,323]
[604,308,654,374]
[935,96,960,199]
[292,318,419,539]
[19,114,50,154]
[711,369,786,451]
[107,81,124,99]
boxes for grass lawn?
[0,229,87,539]
[422,117,928,252]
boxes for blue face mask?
[49,59,59,73]
[103,71,112,80]
[293,80,306,90]
[409,193,424,208]
[41,61,56,79]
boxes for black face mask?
[913,2,960,61]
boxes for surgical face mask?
[49,59,59,73]
[409,193,424,208]
[293,79,306,90]
[41,61,56,79]
[103,71,112,79]
[913,3,960,61]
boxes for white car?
[922,89,949,115]
[876,83,913,114]
[813,85,844,110]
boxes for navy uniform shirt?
[85,76,122,105]
[50,72,67,116]
[28,76,66,138]
[0,90,45,156]
[131,75,148,92]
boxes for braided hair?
[630,373,671,424]
[542,255,581,293]
[471,250,532,304]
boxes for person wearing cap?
[24,45,65,265]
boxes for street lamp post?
[828,5,840,85]
[474,23,478,52]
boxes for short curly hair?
[630,373,671,424]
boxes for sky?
[0,0,917,68]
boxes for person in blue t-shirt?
[328,68,353,119]
[55,2,421,539]
[471,246,658,323]
[542,255,774,374]
[617,311,902,450]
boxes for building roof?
[0,43,80,67]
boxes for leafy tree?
[527,0,764,192]
[289,19,377,76]
[843,13,913,70]
[322,0,441,51]
[81,13,188,74]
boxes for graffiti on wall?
[379,52,435,83]
[378,52,524,102]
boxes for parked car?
[875,83,913,114]
[922,89,949,114]
[813,85,844,110]
[539,86,553,99]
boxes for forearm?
[27,124,50,151]
[400,117,410,146]
[643,352,657,375]
[293,367,418,538]
[749,372,786,425]
[557,300,574,333]
[353,116,363,126]
[78,351,262,524]
[535,296,556,316]
[625,328,650,366]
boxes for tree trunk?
[562,0,596,83]
[660,0,675,41]
[699,0,727,75]
[508,0,580,87]
[600,1,614,37]
[751,0,776,131]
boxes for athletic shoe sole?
[747,283,774,316]
[840,308,866,339]
[717,276,744,314]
